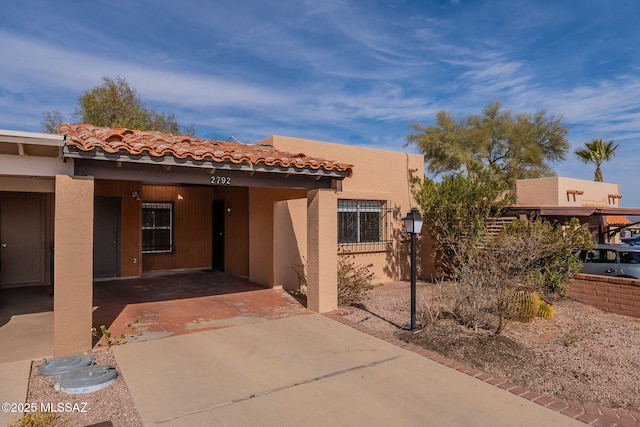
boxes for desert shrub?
[337,253,375,307]
[452,217,592,334]
[8,412,61,427]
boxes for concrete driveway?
[113,314,583,427]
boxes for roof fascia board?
[507,206,640,216]
[0,130,65,146]
[0,153,73,177]
[64,146,350,179]
[73,158,337,190]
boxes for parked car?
[621,234,640,246]
[578,244,640,279]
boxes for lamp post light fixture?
[402,208,424,330]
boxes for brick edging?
[325,310,640,427]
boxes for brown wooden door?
[93,196,121,278]
[0,195,44,285]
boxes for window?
[581,249,617,263]
[142,202,174,254]
[338,200,391,252]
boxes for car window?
[620,251,640,264]
[584,249,617,263]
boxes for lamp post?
[403,208,424,330]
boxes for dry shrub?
[452,218,590,334]
[338,253,375,307]
[8,412,62,427]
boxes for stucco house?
[508,176,640,242]
[0,124,425,356]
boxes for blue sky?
[2,1,640,204]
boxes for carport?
[92,270,311,346]
[52,123,353,356]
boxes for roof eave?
[63,146,351,180]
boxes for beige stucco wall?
[274,198,308,292]
[516,177,622,207]
[248,187,307,287]
[261,135,426,282]
[53,175,94,356]
[306,189,338,312]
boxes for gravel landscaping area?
[342,281,640,413]
[24,349,142,427]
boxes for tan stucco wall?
[248,187,306,287]
[0,176,56,193]
[53,175,94,356]
[516,177,622,207]
[260,135,426,282]
[307,189,338,312]
[274,198,308,292]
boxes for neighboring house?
[507,176,640,242]
[0,124,425,356]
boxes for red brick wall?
[569,274,640,318]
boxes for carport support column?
[53,175,94,356]
[306,189,337,313]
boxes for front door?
[93,196,121,278]
[0,195,44,285]
[212,200,225,271]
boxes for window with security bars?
[142,202,174,254]
[338,200,391,252]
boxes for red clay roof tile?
[58,123,353,177]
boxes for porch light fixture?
[130,190,140,200]
[402,208,423,330]
[226,201,233,216]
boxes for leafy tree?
[407,101,569,187]
[40,109,64,134]
[412,164,516,279]
[40,76,195,136]
[574,138,618,182]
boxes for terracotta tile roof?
[606,215,633,226]
[58,123,353,177]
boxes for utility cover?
[55,365,118,394]
[38,355,94,376]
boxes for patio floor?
[0,285,53,363]
[92,271,310,347]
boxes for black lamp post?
[403,208,424,330]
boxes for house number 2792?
[210,176,231,185]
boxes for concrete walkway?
[113,314,583,427]
[0,359,32,427]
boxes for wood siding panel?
[214,186,249,276]
[94,180,142,277]
[141,185,214,272]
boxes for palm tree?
[575,139,618,182]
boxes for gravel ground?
[342,281,640,412]
[25,348,142,427]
